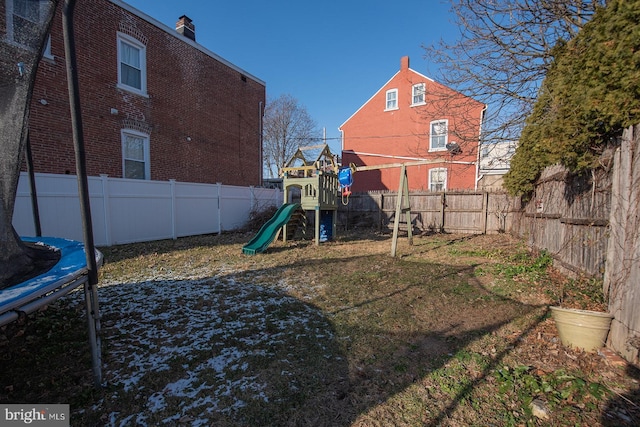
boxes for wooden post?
[332,209,337,240]
[282,183,289,243]
[482,192,489,234]
[403,170,413,247]
[441,192,446,232]
[378,193,383,231]
[314,206,320,246]
[391,164,411,257]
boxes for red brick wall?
[24,0,265,186]
[341,57,485,192]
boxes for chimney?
[176,15,195,41]
[400,56,410,71]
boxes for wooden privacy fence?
[337,191,520,235]
[13,172,283,247]
[510,164,612,278]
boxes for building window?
[481,147,489,158]
[430,120,448,151]
[385,89,398,111]
[122,130,150,179]
[412,83,425,105]
[117,32,147,95]
[6,0,52,54]
[9,0,40,46]
[429,168,447,192]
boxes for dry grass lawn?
[0,230,638,426]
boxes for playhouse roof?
[285,144,333,167]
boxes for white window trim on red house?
[429,167,447,191]
[385,89,398,111]
[429,119,448,152]
[411,83,426,106]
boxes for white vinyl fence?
[13,173,283,247]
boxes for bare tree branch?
[423,0,604,144]
[263,94,319,178]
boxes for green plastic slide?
[242,203,301,255]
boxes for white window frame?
[385,89,398,111]
[5,0,53,56]
[411,83,425,106]
[429,168,447,192]
[121,129,150,180]
[117,32,147,96]
[429,119,448,152]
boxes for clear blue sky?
[123,0,457,154]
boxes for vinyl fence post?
[216,182,222,234]
[250,186,255,212]
[100,175,111,246]
[170,179,176,240]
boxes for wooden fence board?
[603,125,640,365]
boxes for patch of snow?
[65,268,334,425]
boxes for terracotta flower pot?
[550,306,613,352]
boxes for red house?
[340,56,486,192]
[4,0,265,186]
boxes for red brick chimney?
[401,56,410,71]
[176,15,195,41]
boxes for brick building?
[340,56,486,192]
[4,0,265,186]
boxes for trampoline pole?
[25,133,42,237]
[62,0,102,386]
[83,279,101,384]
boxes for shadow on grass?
[601,364,640,426]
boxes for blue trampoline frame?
[0,237,103,384]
